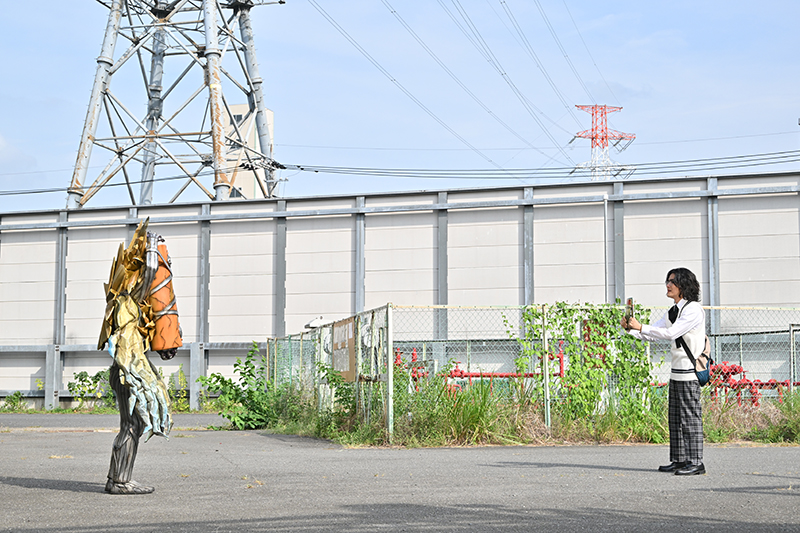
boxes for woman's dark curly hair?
[667,267,700,302]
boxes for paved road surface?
[1,414,799,532]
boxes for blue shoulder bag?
[676,334,714,386]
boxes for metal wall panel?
[533,203,607,303]
[623,198,707,305]
[0,352,44,392]
[285,216,354,333]
[207,351,246,381]
[208,220,275,343]
[364,212,437,309]
[64,226,127,345]
[449,207,522,306]
[1,173,800,400]
[718,194,800,306]
[0,230,58,344]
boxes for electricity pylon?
[570,105,635,181]
[67,0,284,209]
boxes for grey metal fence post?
[542,305,551,428]
[189,342,204,411]
[739,334,744,369]
[198,205,211,345]
[44,345,61,410]
[265,339,271,385]
[387,304,394,442]
[613,182,625,303]
[54,212,68,347]
[524,188,534,305]
[355,314,362,421]
[791,325,797,394]
[316,328,323,413]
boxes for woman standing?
[622,267,706,476]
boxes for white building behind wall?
[0,171,799,401]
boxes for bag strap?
[673,303,698,368]
[676,336,698,368]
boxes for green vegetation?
[6,303,800,445]
[198,342,315,430]
[160,364,205,413]
[67,369,116,409]
[0,364,210,414]
[187,304,800,447]
[1,391,28,412]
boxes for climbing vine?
[511,302,652,421]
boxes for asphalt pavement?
[1,413,799,532]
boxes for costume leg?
[668,380,685,462]
[105,363,153,494]
[679,380,704,463]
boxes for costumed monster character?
[98,219,183,494]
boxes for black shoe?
[658,461,688,473]
[675,462,706,476]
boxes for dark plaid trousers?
[668,379,703,463]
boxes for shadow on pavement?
[0,476,105,494]
[0,502,767,533]
[486,460,654,473]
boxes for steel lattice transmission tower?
[67,0,285,209]
[571,105,635,181]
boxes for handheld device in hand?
[625,297,634,327]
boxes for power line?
[438,0,575,165]
[529,0,594,103]
[306,0,504,170]
[498,0,584,124]
[561,1,620,106]
[379,0,556,162]
[2,131,796,181]
[287,149,800,179]
[270,131,798,152]
[635,131,799,145]
[0,163,248,198]
[275,144,563,152]
[2,149,799,198]
[0,166,107,178]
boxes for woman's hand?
[627,316,642,331]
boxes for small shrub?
[200,342,315,430]
[67,370,115,410]
[67,371,95,409]
[92,369,116,408]
[1,391,28,412]
[169,364,191,412]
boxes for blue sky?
[1,1,798,212]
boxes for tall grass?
[300,382,800,447]
[191,341,800,447]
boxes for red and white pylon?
[571,105,635,181]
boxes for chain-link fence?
[392,306,525,376]
[646,306,800,404]
[265,306,393,428]
[266,304,800,438]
